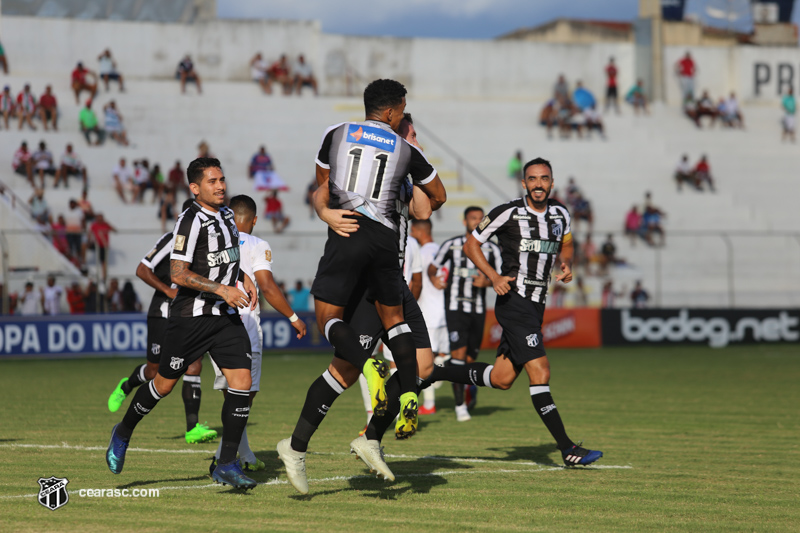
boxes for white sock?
[238,427,257,464]
[389,366,397,376]
[358,374,372,417]
[423,386,435,409]
[215,439,223,460]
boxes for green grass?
[1,345,798,532]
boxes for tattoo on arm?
[170,260,222,293]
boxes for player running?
[429,206,501,421]
[106,199,218,445]
[106,158,261,489]
[431,157,603,466]
[209,195,306,474]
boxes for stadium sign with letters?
[601,309,800,348]
[0,312,325,357]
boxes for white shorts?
[212,313,262,392]
[428,326,449,355]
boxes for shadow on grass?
[160,422,255,441]
[117,474,208,489]
[484,444,561,466]
[0,438,20,443]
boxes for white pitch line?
[0,443,213,454]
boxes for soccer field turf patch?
[0,345,798,532]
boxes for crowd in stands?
[250,53,318,96]
[674,154,715,192]
[2,276,141,315]
[624,192,666,248]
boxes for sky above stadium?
[217,0,763,39]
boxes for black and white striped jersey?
[315,120,436,233]
[431,234,502,314]
[169,201,241,317]
[140,231,175,318]
[472,197,571,304]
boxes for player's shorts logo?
[151,343,161,356]
[526,333,539,347]
[450,331,460,342]
[169,357,184,370]
[359,335,373,350]
[38,476,69,511]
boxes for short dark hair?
[364,79,406,117]
[403,112,413,124]
[229,194,257,219]
[411,218,432,232]
[522,157,553,177]
[186,157,221,186]
[464,206,484,219]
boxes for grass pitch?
[1,345,798,532]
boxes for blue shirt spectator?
[572,81,596,111]
[287,281,310,312]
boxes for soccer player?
[433,157,603,466]
[306,79,445,436]
[429,206,501,421]
[107,198,218,444]
[106,158,261,489]
[209,194,306,473]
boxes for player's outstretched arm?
[254,270,307,338]
[417,175,447,211]
[313,177,359,237]
[555,236,574,284]
[136,262,177,299]
[464,234,514,295]
[170,259,250,309]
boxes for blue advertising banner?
[0,312,327,357]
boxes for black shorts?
[445,310,486,359]
[146,316,168,364]
[494,291,547,367]
[334,282,430,361]
[103,72,121,80]
[158,314,251,379]
[607,86,618,99]
[311,218,405,307]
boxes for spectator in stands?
[719,92,743,128]
[694,155,715,192]
[643,205,665,247]
[572,193,593,234]
[84,280,100,313]
[106,278,121,312]
[97,49,125,92]
[38,85,58,131]
[150,164,166,202]
[683,95,701,127]
[287,280,311,312]
[539,99,558,139]
[52,214,69,257]
[268,54,293,95]
[78,189,96,222]
[112,158,132,203]
[64,199,85,267]
[79,99,105,146]
[782,87,796,142]
[32,141,56,189]
[264,190,290,233]
[132,159,157,203]
[572,80,595,111]
[67,281,86,314]
[250,52,272,94]
[0,39,8,74]
[29,188,50,226]
[553,74,569,100]
[695,90,717,128]
[41,275,64,315]
[176,55,202,94]
[197,140,213,158]
[555,95,577,138]
[578,233,597,274]
[675,51,696,100]
[12,141,34,186]
[305,177,318,219]
[550,283,566,308]
[90,213,115,281]
[574,277,588,307]
[1,85,15,129]
[601,280,623,308]
[625,79,648,115]
[18,282,41,315]
[71,61,98,104]
[624,206,644,246]
[54,143,88,189]
[293,54,318,96]
[508,150,523,181]
[583,104,605,139]
[249,145,274,177]
[604,56,620,114]
[168,160,191,200]
[674,154,697,191]
[599,233,621,275]
[120,281,142,312]
[16,83,37,131]
[631,281,650,308]
[565,176,580,208]
[103,100,129,146]
[160,189,177,232]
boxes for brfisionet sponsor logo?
[347,124,397,152]
[621,309,799,348]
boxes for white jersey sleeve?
[250,238,273,274]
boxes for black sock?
[118,381,163,441]
[291,371,344,452]
[122,364,148,395]
[427,361,493,388]
[530,385,574,450]
[326,319,370,369]
[365,372,402,442]
[182,376,202,432]
[219,388,250,464]
[385,323,416,396]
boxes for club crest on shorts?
[169,357,184,370]
[450,331,459,342]
[359,335,373,350]
[151,343,161,356]
[526,333,539,347]
[38,476,69,511]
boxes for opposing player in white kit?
[210,194,307,473]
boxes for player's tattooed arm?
[313,178,359,237]
[170,259,250,308]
